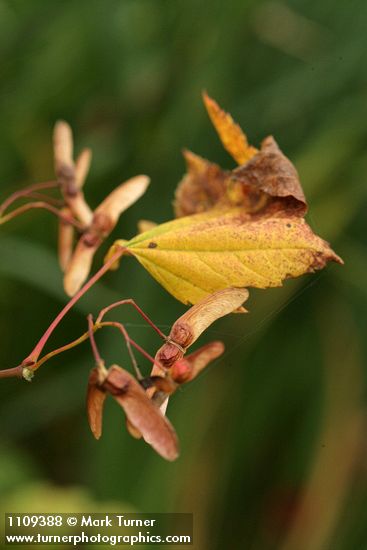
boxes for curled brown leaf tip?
[175,97,308,219]
[232,136,307,216]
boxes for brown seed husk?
[171,341,225,383]
[86,368,107,440]
[104,365,179,461]
[58,207,74,271]
[53,120,74,170]
[94,175,150,228]
[63,238,98,296]
[75,148,92,189]
[153,288,248,371]
[53,120,93,226]
[169,287,249,348]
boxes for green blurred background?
[1,1,367,548]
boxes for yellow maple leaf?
[106,208,342,306]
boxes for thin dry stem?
[0,201,84,230]
[88,314,104,366]
[100,321,165,375]
[0,181,59,216]
[96,299,167,340]
[23,246,127,365]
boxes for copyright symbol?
[67,517,77,526]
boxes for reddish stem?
[0,201,84,230]
[100,320,141,379]
[23,246,126,365]
[88,315,103,365]
[0,181,59,216]
[33,330,92,370]
[96,299,167,340]
[26,192,63,206]
[0,366,23,379]
[100,321,165,373]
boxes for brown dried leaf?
[232,136,307,216]
[174,138,307,218]
[104,365,179,461]
[175,96,307,219]
[174,150,228,218]
[203,92,258,164]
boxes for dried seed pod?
[140,375,177,394]
[171,287,249,346]
[87,365,179,460]
[126,420,143,439]
[104,365,179,461]
[146,288,246,418]
[94,175,150,228]
[70,194,94,226]
[58,207,75,271]
[53,120,93,226]
[171,341,225,384]
[53,120,74,171]
[63,176,150,295]
[156,287,249,369]
[125,374,177,440]
[86,367,107,440]
[64,237,99,296]
[75,148,92,189]
[146,340,225,418]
